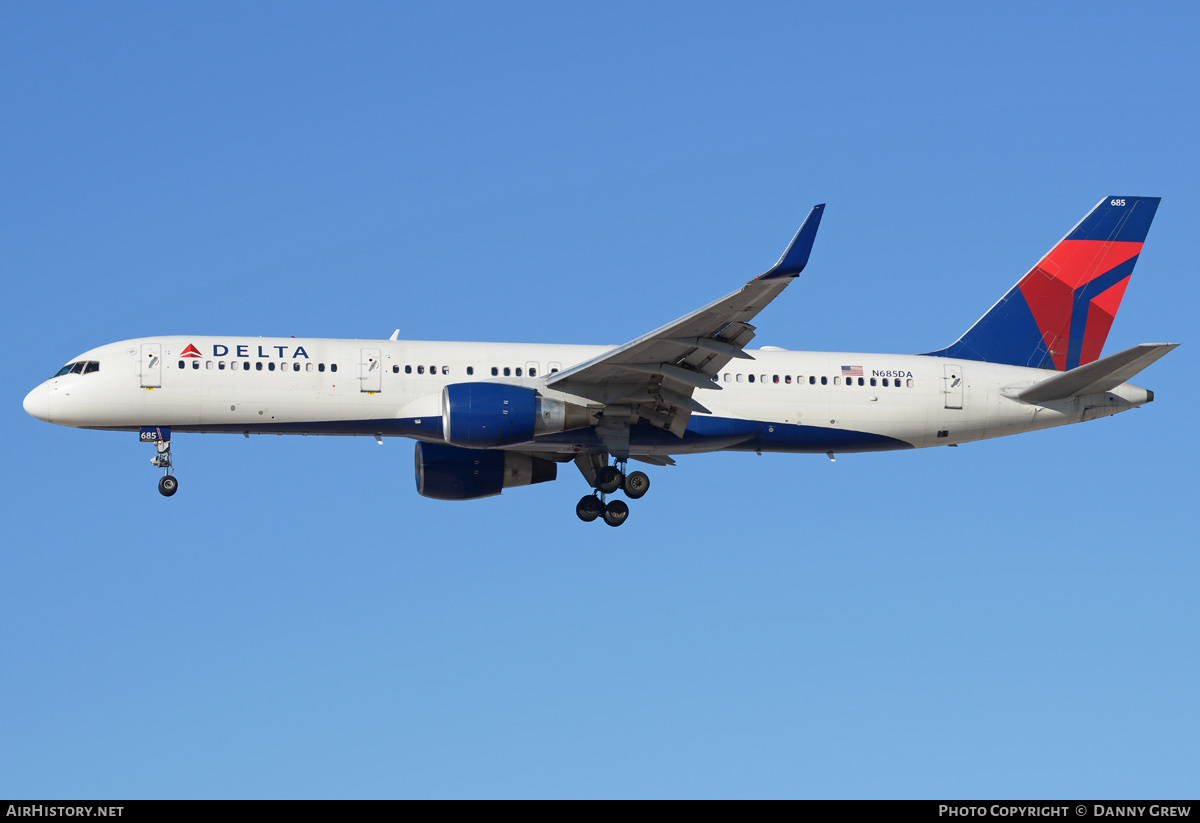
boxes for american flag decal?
[841,365,863,377]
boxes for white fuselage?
[23,336,1153,456]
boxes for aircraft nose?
[23,384,50,422]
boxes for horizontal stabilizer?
[1016,343,1178,403]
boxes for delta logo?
[177,342,311,359]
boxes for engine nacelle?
[441,382,594,448]
[414,441,558,501]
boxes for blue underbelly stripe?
[171,415,913,453]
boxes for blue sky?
[2,1,1197,799]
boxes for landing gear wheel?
[596,466,624,494]
[602,499,629,527]
[158,475,179,497]
[576,494,603,522]
[623,470,650,499]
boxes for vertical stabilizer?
[924,196,1160,370]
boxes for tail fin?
[924,196,1161,370]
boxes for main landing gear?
[575,459,650,527]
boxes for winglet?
[758,204,825,280]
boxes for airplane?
[22,195,1175,527]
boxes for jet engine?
[414,441,558,501]
[440,383,594,448]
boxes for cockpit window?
[52,361,100,377]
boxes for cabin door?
[360,348,382,393]
[140,343,162,388]
[943,364,963,409]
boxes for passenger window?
[405,365,412,374]
[331,364,337,373]
[192,361,200,370]
[773,375,779,384]
[550,368,558,374]
[859,377,865,386]
[882,378,888,387]
[761,375,767,383]
[503,367,511,376]
[306,363,313,372]
[256,362,263,371]
[293,363,300,372]
[491,367,499,376]
[785,375,792,384]
[834,376,840,385]
[218,361,226,370]
[515,368,522,377]
[529,368,536,377]
[318,363,325,373]
[906,378,914,388]
[467,366,474,376]
[820,376,827,385]
[809,376,816,385]
[268,362,276,371]
[442,366,449,375]
[392,365,399,373]
[429,366,435,374]
[206,361,213,370]
[736,374,743,383]
[231,361,239,371]
[748,374,755,383]
[418,365,425,374]
[723,373,731,383]
[178,361,184,369]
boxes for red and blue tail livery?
[926,196,1160,370]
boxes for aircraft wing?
[545,205,824,453]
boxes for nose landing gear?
[141,427,178,497]
[152,440,178,496]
